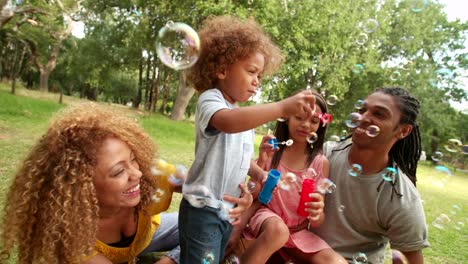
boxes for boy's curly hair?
[0,103,158,263]
[188,15,284,92]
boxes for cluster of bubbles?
[432,204,465,231]
[156,21,201,70]
[427,138,464,188]
[355,18,379,47]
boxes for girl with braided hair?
[313,87,429,264]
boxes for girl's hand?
[305,192,325,227]
[258,135,277,169]
[223,183,253,225]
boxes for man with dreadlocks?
[312,87,429,264]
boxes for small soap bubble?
[365,125,380,137]
[329,135,341,142]
[156,21,200,70]
[354,99,365,110]
[355,33,368,45]
[431,151,443,162]
[278,172,298,191]
[183,185,214,208]
[352,252,368,263]
[307,132,318,144]
[390,71,401,81]
[409,0,428,13]
[339,205,346,212]
[432,214,451,229]
[224,254,240,264]
[202,251,216,264]
[283,139,294,146]
[362,18,379,33]
[454,221,465,231]
[450,204,462,215]
[218,201,234,223]
[348,164,362,177]
[247,180,257,193]
[326,95,338,105]
[381,167,397,182]
[316,178,336,194]
[444,139,462,153]
[352,64,365,74]
[345,112,363,128]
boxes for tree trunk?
[144,55,152,110]
[59,88,63,104]
[39,69,50,91]
[171,71,195,121]
[10,40,19,94]
[149,64,159,112]
[159,73,171,113]
[133,55,143,108]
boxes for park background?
[1,0,467,263]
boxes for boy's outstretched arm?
[210,91,315,133]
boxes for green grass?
[0,85,467,263]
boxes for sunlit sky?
[71,1,467,111]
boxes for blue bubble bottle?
[258,169,281,204]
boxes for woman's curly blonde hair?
[0,103,158,263]
[187,15,284,92]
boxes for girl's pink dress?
[244,154,330,253]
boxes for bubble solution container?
[297,179,316,216]
[268,138,279,150]
[258,169,281,204]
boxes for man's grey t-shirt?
[312,141,429,263]
[184,89,254,205]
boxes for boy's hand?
[305,192,324,227]
[223,183,253,225]
[279,90,316,118]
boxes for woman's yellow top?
[91,174,175,264]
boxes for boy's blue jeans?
[179,198,233,264]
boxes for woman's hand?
[305,193,325,227]
[223,183,253,225]
[257,135,277,169]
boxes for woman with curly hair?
[179,15,316,263]
[0,103,180,264]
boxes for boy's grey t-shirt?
[313,141,429,264]
[184,89,254,204]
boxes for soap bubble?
[329,135,341,142]
[431,151,443,162]
[348,164,362,177]
[316,178,336,194]
[355,33,368,45]
[362,19,379,33]
[345,113,363,128]
[307,132,318,144]
[409,0,429,13]
[326,95,338,105]
[156,21,200,70]
[432,214,451,229]
[365,125,380,137]
[444,139,462,153]
[352,64,365,74]
[381,167,397,182]
[352,252,368,263]
[354,99,365,110]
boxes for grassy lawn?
[0,84,466,263]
